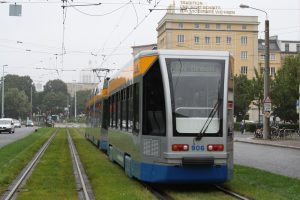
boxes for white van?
[0,118,15,133]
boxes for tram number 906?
[192,145,205,151]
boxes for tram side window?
[121,89,127,130]
[133,83,140,134]
[102,99,110,130]
[117,92,122,129]
[109,96,112,127]
[128,86,133,132]
[143,60,166,136]
[112,95,117,127]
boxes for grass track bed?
[17,128,77,200]
[79,128,300,200]
[70,128,156,200]
[225,165,300,200]
[0,128,53,194]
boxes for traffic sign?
[264,96,272,112]
[264,96,272,103]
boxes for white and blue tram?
[86,50,234,183]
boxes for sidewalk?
[234,131,300,150]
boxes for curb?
[234,139,300,150]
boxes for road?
[0,126,37,148]
[234,133,300,179]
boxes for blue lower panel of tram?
[132,161,228,183]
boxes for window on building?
[226,36,232,44]
[227,24,232,30]
[177,34,184,43]
[296,44,300,52]
[205,37,210,44]
[260,54,265,60]
[194,23,200,29]
[241,36,248,44]
[260,67,264,75]
[178,23,183,28]
[285,43,289,52]
[270,53,276,61]
[242,25,247,30]
[194,36,200,44]
[241,51,248,59]
[241,66,248,75]
[216,36,221,44]
[216,24,221,29]
[205,23,210,29]
[271,67,276,76]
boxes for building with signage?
[156,12,259,79]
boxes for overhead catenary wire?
[98,0,163,69]
[67,0,129,17]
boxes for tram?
[85,50,234,183]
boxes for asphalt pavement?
[234,131,300,179]
[0,126,36,148]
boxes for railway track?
[81,130,251,200]
[215,185,250,200]
[66,128,95,200]
[0,129,58,200]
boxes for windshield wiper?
[195,101,219,141]
[195,82,221,141]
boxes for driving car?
[0,118,15,133]
[13,119,21,128]
[26,120,34,127]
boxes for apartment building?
[156,13,259,79]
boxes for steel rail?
[142,183,175,200]
[2,129,57,200]
[67,129,91,200]
[215,185,250,200]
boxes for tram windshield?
[166,58,224,135]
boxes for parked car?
[13,119,21,128]
[0,118,15,133]
[26,120,34,127]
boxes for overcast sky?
[0,0,299,87]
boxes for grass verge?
[70,128,156,200]
[0,128,53,194]
[17,128,77,200]
[225,165,300,200]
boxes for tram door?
[142,60,166,159]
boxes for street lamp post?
[240,4,270,139]
[1,65,8,118]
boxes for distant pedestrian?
[240,121,245,134]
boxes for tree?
[271,54,300,123]
[234,74,254,121]
[252,68,264,123]
[76,90,91,115]
[4,75,34,98]
[42,91,68,115]
[4,88,30,119]
[44,79,68,94]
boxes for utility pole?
[1,65,8,118]
[30,85,33,120]
[240,4,270,139]
[263,19,270,139]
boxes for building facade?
[157,13,259,79]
